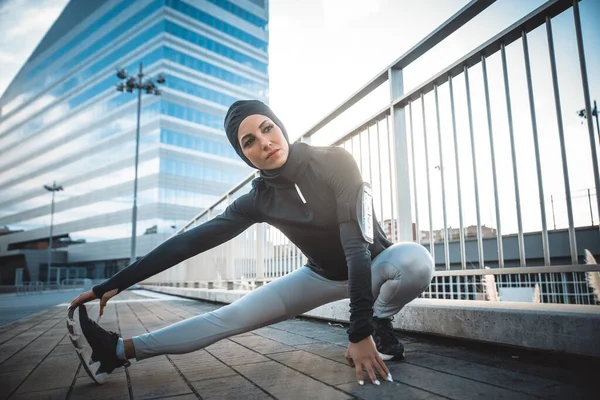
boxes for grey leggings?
[133,242,434,360]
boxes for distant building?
[0,0,269,284]
[382,219,497,243]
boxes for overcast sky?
[1,0,599,235]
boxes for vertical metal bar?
[501,44,526,267]
[275,230,280,277]
[285,238,289,275]
[481,55,505,268]
[434,85,450,270]
[271,230,275,277]
[282,234,286,276]
[553,273,558,304]
[522,31,550,266]
[225,194,235,281]
[464,65,484,268]
[265,228,270,278]
[449,75,467,270]
[420,93,435,257]
[409,102,420,244]
[358,132,364,174]
[538,273,542,303]
[269,228,273,278]
[551,195,556,230]
[281,233,285,276]
[442,275,446,299]
[386,116,396,242]
[287,241,292,274]
[573,0,600,232]
[589,189,594,226]
[575,272,580,304]
[256,223,264,281]
[376,121,385,228]
[389,67,413,242]
[546,16,578,264]
[290,242,295,273]
[367,126,373,185]
[561,272,568,304]
[276,232,280,277]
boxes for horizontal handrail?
[435,264,600,276]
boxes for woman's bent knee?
[376,242,434,287]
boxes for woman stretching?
[67,100,434,387]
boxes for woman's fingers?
[69,294,81,309]
[99,289,118,317]
[374,353,390,376]
[365,361,380,385]
[344,348,355,367]
[99,295,108,316]
[374,355,392,382]
[69,291,94,309]
[354,363,364,385]
[345,355,354,367]
[68,290,101,318]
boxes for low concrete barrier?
[140,285,600,358]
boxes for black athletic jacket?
[93,142,392,342]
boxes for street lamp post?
[44,181,63,283]
[116,63,165,265]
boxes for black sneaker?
[373,316,405,361]
[66,305,130,384]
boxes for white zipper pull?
[295,184,307,204]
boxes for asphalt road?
[0,289,84,327]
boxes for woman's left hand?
[345,336,391,385]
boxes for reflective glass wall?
[0,0,268,275]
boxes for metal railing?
[144,0,600,305]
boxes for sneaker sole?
[66,306,110,385]
[378,350,405,361]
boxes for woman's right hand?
[69,290,97,310]
[69,288,118,317]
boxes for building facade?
[0,0,269,284]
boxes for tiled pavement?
[0,290,597,400]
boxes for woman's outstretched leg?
[68,266,347,384]
[132,267,347,359]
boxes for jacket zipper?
[295,183,309,217]
[295,184,307,204]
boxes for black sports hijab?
[224,100,290,169]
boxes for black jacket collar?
[258,142,311,189]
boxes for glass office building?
[0,0,269,283]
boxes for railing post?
[256,223,265,281]
[388,67,413,242]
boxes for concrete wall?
[433,226,600,268]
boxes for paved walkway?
[0,290,84,328]
[0,290,596,399]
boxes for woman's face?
[237,114,289,170]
